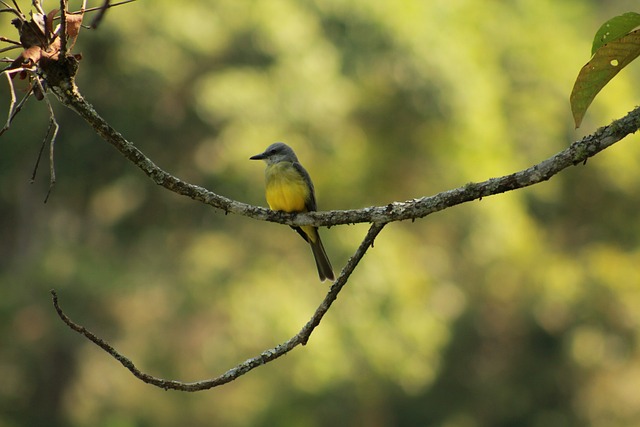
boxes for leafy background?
[1,1,640,426]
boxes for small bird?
[250,142,335,281]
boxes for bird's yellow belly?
[265,164,309,212]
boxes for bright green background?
[2,1,640,426]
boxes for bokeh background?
[2,1,640,426]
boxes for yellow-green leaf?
[591,12,640,55]
[570,29,640,128]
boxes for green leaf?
[592,12,640,55]
[570,29,640,128]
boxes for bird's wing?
[292,161,317,212]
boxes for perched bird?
[250,142,335,281]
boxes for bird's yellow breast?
[265,162,309,212]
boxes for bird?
[250,142,335,281]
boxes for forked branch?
[3,0,640,392]
[44,71,640,389]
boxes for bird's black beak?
[250,151,266,160]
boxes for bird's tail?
[301,225,333,282]
[310,235,335,282]
[297,225,334,282]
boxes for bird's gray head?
[249,142,299,165]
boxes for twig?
[30,93,59,203]
[37,78,60,203]
[88,0,108,29]
[0,67,34,135]
[44,120,59,202]
[0,69,22,129]
[0,36,22,45]
[51,222,385,391]
[0,66,59,199]
[2,68,19,129]
[59,0,67,56]
[62,0,137,18]
[31,120,48,180]
[0,44,21,54]
[9,0,21,15]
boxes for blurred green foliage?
[1,1,640,426]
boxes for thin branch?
[1,66,59,199]
[88,0,108,29]
[59,0,67,56]
[9,0,21,15]
[62,0,137,17]
[52,80,640,228]
[44,118,59,202]
[32,120,49,179]
[0,67,34,136]
[36,77,60,203]
[51,222,386,391]
[2,68,19,129]
[29,78,59,202]
[0,44,22,54]
[0,35,22,45]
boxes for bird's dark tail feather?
[310,236,334,282]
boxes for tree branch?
[4,0,631,395]
[51,222,385,391]
[27,12,640,391]
[45,65,640,228]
